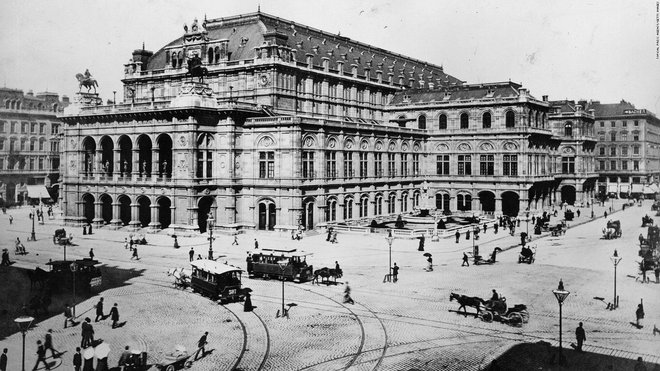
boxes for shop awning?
[650,184,660,192]
[643,186,655,194]
[607,184,618,193]
[26,185,51,199]
[619,184,630,193]
[631,184,644,193]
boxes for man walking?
[462,252,469,267]
[89,248,94,260]
[32,340,50,370]
[44,329,61,358]
[0,348,7,371]
[64,303,75,328]
[232,235,239,246]
[391,263,399,282]
[72,347,81,371]
[109,303,120,329]
[636,301,645,328]
[95,298,105,322]
[189,248,195,262]
[455,230,460,243]
[8,215,12,225]
[195,332,208,360]
[572,322,586,352]
[131,246,139,260]
[254,239,259,249]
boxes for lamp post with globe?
[610,250,622,309]
[277,259,288,318]
[14,313,34,371]
[207,213,215,260]
[552,279,570,365]
[385,230,394,282]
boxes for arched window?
[413,191,420,208]
[482,112,491,129]
[460,113,469,129]
[535,112,540,127]
[438,114,447,130]
[359,195,369,218]
[171,52,177,68]
[327,198,337,222]
[165,51,170,65]
[527,111,533,127]
[207,48,214,64]
[374,194,383,215]
[542,113,547,128]
[505,111,515,128]
[178,52,183,68]
[388,193,396,214]
[196,133,214,178]
[344,197,354,220]
[401,192,409,212]
[564,122,573,137]
[418,115,426,130]
[4,100,9,109]
[214,46,221,61]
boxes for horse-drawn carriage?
[473,247,502,265]
[518,246,536,264]
[53,228,72,245]
[602,220,622,239]
[550,222,567,237]
[247,249,314,283]
[312,266,343,285]
[449,292,529,326]
[642,215,654,227]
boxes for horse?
[312,267,330,285]
[187,55,208,83]
[167,267,190,289]
[27,267,49,289]
[450,293,484,317]
[75,73,98,93]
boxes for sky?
[1,0,659,113]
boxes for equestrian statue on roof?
[187,53,208,83]
[75,69,99,93]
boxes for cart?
[480,297,529,326]
[154,346,196,371]
[518,246,536,264]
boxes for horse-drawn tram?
[45,258,102,292]
[190,260,244,303]
[247,249,313,283]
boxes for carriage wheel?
[520,310,530,323]
[481,311,493,323]
[508,312,523,326]
[184,360,193,368]
[165,365,176,371]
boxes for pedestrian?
[343,282,355,304]
[95,298,105,322]
[83,224,87,235]
[392,263,399,282]
[426,256,433,271]
[124,238,129,250]
[129,238,134,251]
[455,230,460,243]
[254,239,259,249]
[655,267,660,284]
[462,252,469,267]
[109,303,120,329]
[8,215,12,225]
[89,248,94,260]
[636,301,645,328]
[531,216,536,225]
[1,249,10,266]
[634,357,647,371]
[197,254,203,260]
[44,329,61,358]
[87,223,92,234]
[118,346,131,371]
[63,304,74,329]
[466,229,470,240]
[493,223,498,234]
[577,209,581,218]
[195,332,208,360]
[0,348,7,371]
[33,340,50,370]
[189,248,194,262]
[73,347,82,371]
[335,261,341,272]
[243,291,253,312]
[131,246,139,260]
[573,322,586,352]
[604,211,608,218]
[232,235,239,245]
[417,235,424,251]
[483,223,487,233]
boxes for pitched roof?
[583,100,638,117]
[144,12,462,86]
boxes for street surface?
[0,199,658,370]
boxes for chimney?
[542,95,548,102]
[132,48,154,71]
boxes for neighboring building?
[587,100,660,198]
[547,100,598,204]
[0,88,68,204]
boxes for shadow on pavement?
[484,341,659,371]
[0,264,145,340]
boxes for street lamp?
[610,250,622,310]
[14,314,34,371]
[525,211,530,236]
[591,197,594,218]
[207,214,215,260]
[552,279,570,365]
[277,259,288,318]
[385,230,394,282]
[70,262,78,317]
[431,212,439,242]
[28,207,36,241]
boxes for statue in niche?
[142,160,147,174]
[162,160,168,174]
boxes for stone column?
[92,200,103,225]
[110,201,122,228]
[495,197,502,214]
[113,149,121,177]
[75,200,85,224]
[95,150,103,178]
[151,148,159,180]
[129,202,141,228]
[148,204,161,230]
[132,149,140,179]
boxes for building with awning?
[26,185,52,200]
[631,184,644,194]
[607,184,618,194]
